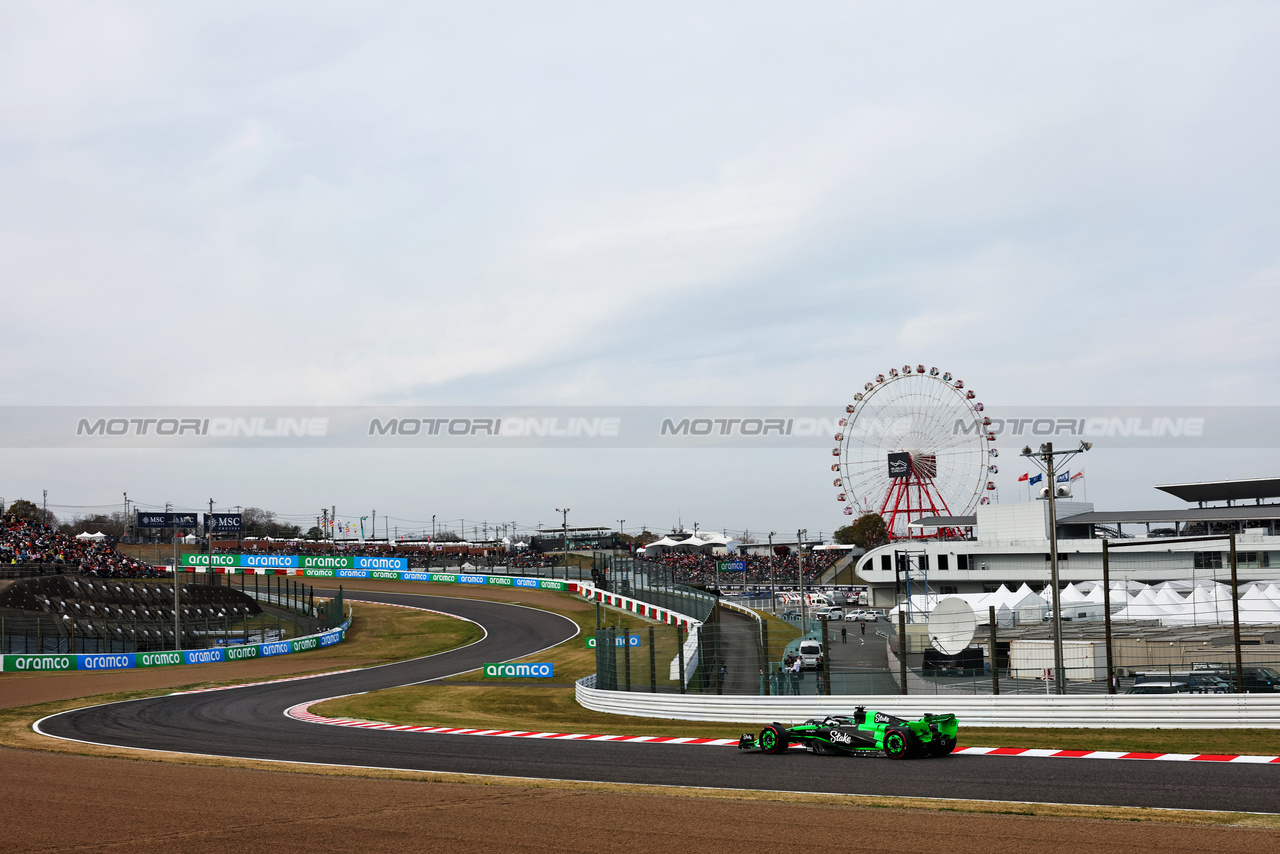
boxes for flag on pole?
[1071,471,1084,481]
[1018,472,1029,482]
[1056,471,1071,484]
[1029,473,1043,486]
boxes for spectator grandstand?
[1,511,160,578]
[643,550,842,587]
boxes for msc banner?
[483,662,555,678]
[205,513,243,533]
[137,511,200,529]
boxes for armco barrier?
[1,611,352,673]
[574,677,1280,729]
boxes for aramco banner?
[483,662,555,678]
[0,625,347,673]
[182,554,409,572]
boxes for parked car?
[1126,681,1191,694]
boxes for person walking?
[860,620,866,636]
[841,625,847,644]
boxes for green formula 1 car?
[737,706,958,760]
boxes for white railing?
[575,677,1280,728]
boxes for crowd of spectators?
[640,550,843,587]
[1,511,160,578]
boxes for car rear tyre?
[883,727,916,760]
[759,724,789,755]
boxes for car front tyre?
[759,724,790,755]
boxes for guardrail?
[0,607,352,673]
[574,677,1280,728]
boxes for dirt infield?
[2,746,1277,853]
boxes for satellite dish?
[928,597,976,655]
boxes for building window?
[1193,551,1224,570]
[957,554,969,570]
[937,554,949,570]
[940,585,958,595]
[881,554,891,572]
[982,583,1001,593]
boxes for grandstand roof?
[908,515,977,528]
[1059,505,1280,524]
[1155,477,1280,505]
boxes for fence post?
[1102,540,1115,694]
[648,626,657,693]
[623,628,631,692]
[760,618,771,696]
[988,605,999,696]
[820,615,831,695]
[898,609,908,695]
[1230,532,1244,694]
[677,623,686,694]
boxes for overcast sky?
[3,2,1279,537]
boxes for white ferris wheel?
[831,364,996,539]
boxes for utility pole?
[372,509,376,542]
[768,532,777,613]
[170,504,181,650]
[42,489,47,524]
[797,528,808,628]
[556,508,570,578]
[1022,440,1091,696]
[207,498,214,571]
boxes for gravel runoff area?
[4,747,1280,854]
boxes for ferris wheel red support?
[877,457,954,541]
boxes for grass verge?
[0,601,479,751]
[318,599,1280,757]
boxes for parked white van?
[798,640,824,670]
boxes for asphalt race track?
[36,589,1279,814]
